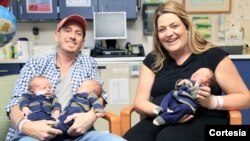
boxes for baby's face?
[32,78,53,96]
[77,80,102,96]
[191,68,214,86]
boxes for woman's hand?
[196,86,214,108]
[22,120,62,140]
[65,109,96,136]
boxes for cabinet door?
[98,0,137,19]
[59,0,98,20]
[17,0,58,21]
[7,0,18,19]
[232,59,250,125]
[0,64,24,76]
[95,62,140,131]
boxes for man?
[5,14,126,141]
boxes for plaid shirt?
[5,53,105,141]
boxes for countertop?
[0,57,145,64]
[1,55,250,64]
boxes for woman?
[123,1,250,141]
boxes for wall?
[12,9,148,55]
[12,0,250,55]
[146,0,250,53]
[188,0,250,46]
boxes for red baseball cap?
[56,14,87,32]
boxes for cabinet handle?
[97,66,106,70]
[0,70,9,73]
[20,5,23,15]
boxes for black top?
[123,47,230,141]
[143,47,228,116]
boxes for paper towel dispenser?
[218,45,243,54]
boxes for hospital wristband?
[210,95,218,109]
[216,96,224,109]
[210,96,224,110]
[18,118,30,133]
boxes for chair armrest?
[102,111,121,136]
[119,106,242,136]
[120,105,135,136]
[229,110,242,125]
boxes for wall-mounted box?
[142,3,161,35]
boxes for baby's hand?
[52,109,61,119]
[178,79,191,85]
[96,112,104,118]
[52,118,60,126]
[22,107,31,116]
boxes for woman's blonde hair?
[151,1,212,72]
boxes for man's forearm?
[9,105,25,128]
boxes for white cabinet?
[94,61,141,131]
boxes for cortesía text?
[209,128,246,136]
[205,125,250,141]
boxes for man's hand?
[96,112,104,118]
[22,120,63,141]
[65,108,97,136]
